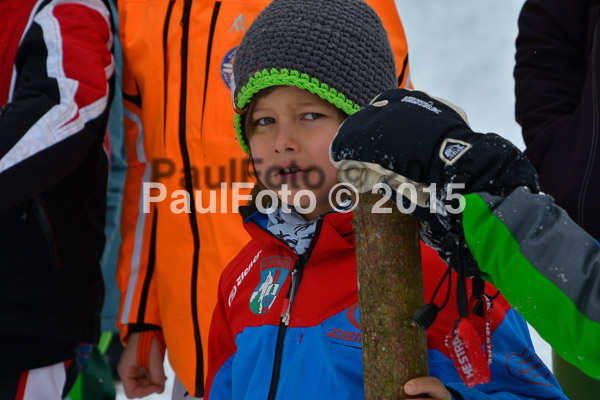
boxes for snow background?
[117,0,553,397]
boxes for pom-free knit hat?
[233,0,397,153]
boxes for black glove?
[330,89,540,276]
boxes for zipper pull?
[280,268,298,326]
[280,298,290,326]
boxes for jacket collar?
[239,205,355,253]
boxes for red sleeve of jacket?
[205,261,239,400]
[0,0,114,211]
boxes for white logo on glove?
[439,138,472,165]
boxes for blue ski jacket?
[206,206,567,399]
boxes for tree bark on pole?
[353,191,429,399]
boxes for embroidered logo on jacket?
[249,256,292,315]
[221,46,237,90]
[229,14,246,33]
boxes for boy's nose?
[273,125,299,153]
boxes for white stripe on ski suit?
[0,0,113,174]
[22,361,67,400]
[120,107,152,326]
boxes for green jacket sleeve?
[462,187,600,379]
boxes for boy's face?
[247,86,345,220]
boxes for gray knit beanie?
[233,0,397,153]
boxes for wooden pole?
[353,191,429,399]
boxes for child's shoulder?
[220,240,265,286]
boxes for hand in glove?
[330,89,540,276]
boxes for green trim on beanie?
[235,68,361,154]
[237,68,361,113]
[234,114,249,154]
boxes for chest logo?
[249,256,292,315]
[229,14,246,33]
[220,46,237,91]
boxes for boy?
[206,0,567,398]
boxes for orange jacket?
[116,0,412,396]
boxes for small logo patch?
[229,14,246,33]
[220,46,238,90]
[249,256,292,315]
[439,138,472,165]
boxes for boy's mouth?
[281,167,301,174]
[275,165,307,179]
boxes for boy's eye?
[303,112,324,121]
[255,117,275,126]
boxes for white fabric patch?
[23,362,67,400]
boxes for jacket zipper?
[162,0,175,146]
[200,1,221,141]
[266,217,325,400]
[178,0,205,396]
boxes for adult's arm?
[331,88,600,379]
[114,0,162,339]
[0,0,114,210]
[463,188,600,380]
